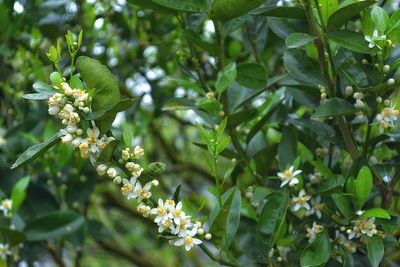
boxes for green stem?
[199,243,238,267]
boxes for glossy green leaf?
[32,81,57,95]
[23,93,51,100]
[278,126,297,169]
[162,98,197,111]
[286,33,316,48]
[85,98,134,120]
[319,0,339,23]
[216,62,237,94]
[224,188,241,248]
[0,226,26,246]
[236,62,267,89]
[371,6,389,33]
[331,193,353,220]
[12,132,63,169]
[300,231,331,267]
[283,49,322,86]
[211,0,261,21]
[317,175,345,193]
[360,208,391,219]
[327,31,370,54]
[367,236,384,267]
[11,176,30,213]
[76,56,120,111]
[313,97,357,118]
[252,6,306,19]
[327,1,375,31]
[356,166,373,209]
[153,0,206,12]
[257,191,289,261]
[25,211,85,241]
[96,140,118,163]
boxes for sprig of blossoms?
[0,199,12,217]
[346,217,378,240]
[47,81,114,158]
[376,103,399,129]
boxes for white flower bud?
[66,124,77,133]
[387,78,395,85]
[197,228,204,235]
[107,167,117,178]
[195,221,202,228]
[355,99,365,109]
[76,129,83,135]
[383,65,390,73]
[320,93,327,100]
[113,176,122,184]
[134,145,144,158]
[346,229,351,234]
[205,233,212,240]
[376,97,382,103]
[362,59,368,64]
[353,92,364,99]
[345,86,353,96]
[125,162,136,171]
[151,180,159,186]
[340,226,346,232]
[245,191,253,199]
[96,164,107,175]
[61,134,73,144]
[61,82,73,96]
[82,107,90,113]
[384,99,390,106]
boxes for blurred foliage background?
[2,0,400,266]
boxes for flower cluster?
[346,217,378,240]
[306,222,324,242]
[376,102,399,129]
[47,81,114,158]
[364,30,387,50]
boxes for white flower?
[132,181,152,201]
[348,217,377,239]
[307,196,323,218]
[61,82,73,95]
[121,177,137,199]
[169,201,185,224]
[157,218,173,233]
[292,190,311,211]
[0,243,11,259]
[151,199,169,224]
[365,30,386,49]
[71,136,83,148]
[306,222,324,242]
[107,167,118,179]
[376,103,399,129]
[137,204,151,217]
[134,145,144,158]
[121,148,130,161]
[125,162,143,177]
[383,175,391,184]
[172,216,193,237]
[60,132,73,144]
[86,127,100,153]
[0,199,12,217]
[99,135,114,150]
[277,166,302,187]
[172,227,202,251]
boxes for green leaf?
[216,62,237,94]
[371,6,389,33]
[367,236,384,267]
[286,33,316,48]
[360,208,391,219]
[356,166,373,209]
[122,124,135,147]
[327,31,370,54]
[182,29,221,56]
[310,160,333,178]
[331,193,352,220]
[173,185,182,203]
[50,72,62,86]
[76,56,120,111]
[0,226,26,246]
[236,62,267,89]
[23,93,51,100]
[278,126,297,169]
[209,188,237,246]
[32,81,57,95]
[86,99,134,121]
[25,211,85,241]
[224,188,241,248]
[313,97,357,118]
[127,0,177,12]
[211,0,261,21]
[253,144,278,176]
[300,231,331,267]
[283,49,322,86]
[257,191,289,260]
[12,132,63,169]
[162,98,197,111]
[319,0,339,23]
[317,175,346,193]
[252,6,306,19]
[11,176,30,213]
[153,0,206,12]
[327,1,376,31]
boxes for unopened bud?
[345,85,353,96]
[387,78,395,85]
[205,233,212,240]
[383,65,390,73]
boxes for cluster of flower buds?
[319,85,327,102]
[47,81,114,158]
[376,101,399,129]
[346,217,380,240]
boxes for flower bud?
[353,92,364,99]
[387,78,395,85]
[384,99,390,106]
[134,145,144,158]
[362,59,368,64]
[151,180,159,186]
[383,65,390,73]
[205,233,212,240]
[61,134,73,144]
[206,91,214,99]
[345,85,353,96]
[107,167,117,178]
[96,164,107,176]
[245,191,253,199]
[113,176,122,185]
[376,97,382,103]
[197,228,204,235]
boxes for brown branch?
[45,242,66,267]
